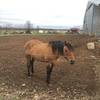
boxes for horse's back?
[27,43,58,62]
[30,43,51,55]
[24,39,43,50]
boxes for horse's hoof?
[27,73,32,78]
[31,74,34,77]
[46,81,52,87]
[28,74,31,76]
[24,72,31,77]
[46,83,52,87]
[28,75,31,78]
[28,72,34,76]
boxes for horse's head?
[63,41,75,64]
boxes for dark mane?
[49,40,64,55]
[65,42,74,51]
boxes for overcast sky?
[0,0,89,26]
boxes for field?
[0,34,100,100]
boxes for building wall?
[83,4,94,34]
[83,3,100,35]
[93,5,100,35]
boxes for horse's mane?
[49,40,74,55]
[65,42,74,51]
[49,40,64,55]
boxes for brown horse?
[24,39,75,84]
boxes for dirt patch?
[0,34,100,100]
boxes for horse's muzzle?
[70,60,75,64]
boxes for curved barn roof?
[86,0,100,11]
[89,0,100,6]
[91,0,100,6]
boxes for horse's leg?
[26,55,31,76]
[30,58,34,74]
[46,63,53,84]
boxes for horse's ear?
[64,41,68,45]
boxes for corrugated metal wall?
[93,6,100,35]
[83,5,94,34]
[83,3,100,35]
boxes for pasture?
[0,34,100,100]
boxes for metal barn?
[83,0,100,35]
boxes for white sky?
[0,0,89,26]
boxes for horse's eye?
[65,49,68,52]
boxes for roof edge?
[89,0,100,6]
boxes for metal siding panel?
[83,5,94,34]
[93,5,100,35]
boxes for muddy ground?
[0,34,100,100]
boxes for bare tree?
[25,21,33,34]
[5,23,12,34]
